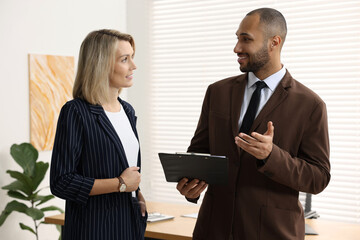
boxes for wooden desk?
[304,218,360,240]
[45,201,360,240]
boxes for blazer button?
[263,171,274,178]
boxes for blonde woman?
[50,29,147,240]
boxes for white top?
[105,108,139,168]
[105,107,139,197]
[238,66,286,129]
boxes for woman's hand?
[137,191,147,217]
[120,166,141,192]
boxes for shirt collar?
[247,66,286,91]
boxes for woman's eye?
[121,57,128,63]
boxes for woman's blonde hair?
[73,29,135,105]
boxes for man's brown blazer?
[188,70,331,240]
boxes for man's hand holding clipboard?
[158,152,228,199]
[176,178,208,200]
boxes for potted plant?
[0,142,63,240]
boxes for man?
[176,8,330,240]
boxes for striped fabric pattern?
[50,98,146,240]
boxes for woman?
[50,29,147,240]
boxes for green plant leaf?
[7,190,28,200]
[3,200,28,212]
[6,170,34,192]
[34,189,41,194]
[40,205,64,213]
[0,200,28,226]
[28,189,41,201]
[0,213,6,226]
[32,162,49,190]
[19,222,36,235]
[2,180,31,196]
[25,207,44,220]
[56,224,62,240]
[10,143,38,176]
[34,195,54,206]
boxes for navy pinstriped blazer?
[50,97,146,240]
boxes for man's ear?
[270,35,282,50]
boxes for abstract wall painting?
[29,54,74,151]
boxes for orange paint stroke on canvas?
[29,54,74,151]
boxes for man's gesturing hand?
[235,121,274,160]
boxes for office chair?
[304,193,320,219]
[303,193,319,235]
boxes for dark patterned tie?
[239,81,267,134]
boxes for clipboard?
[158,152,228,185]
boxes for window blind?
[147,0,360,223]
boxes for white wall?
[0,0,127,239]
[126,0,153,202]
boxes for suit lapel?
[88,102,129,170]
[231,74,248,138]
[251,71,292,133]
[118,98,141,169]
[119,98,138,139]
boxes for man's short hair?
[247,8,287,46]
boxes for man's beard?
[240,43,270,73]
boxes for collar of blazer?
[87,97,138,170]
[231,70,293,138]
[252,70,292,128]
[88,97,137,134]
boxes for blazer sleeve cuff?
[186,196,200,204]
[75,177,95,205]
[257,144,279,178]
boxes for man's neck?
[253,62,282,80]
